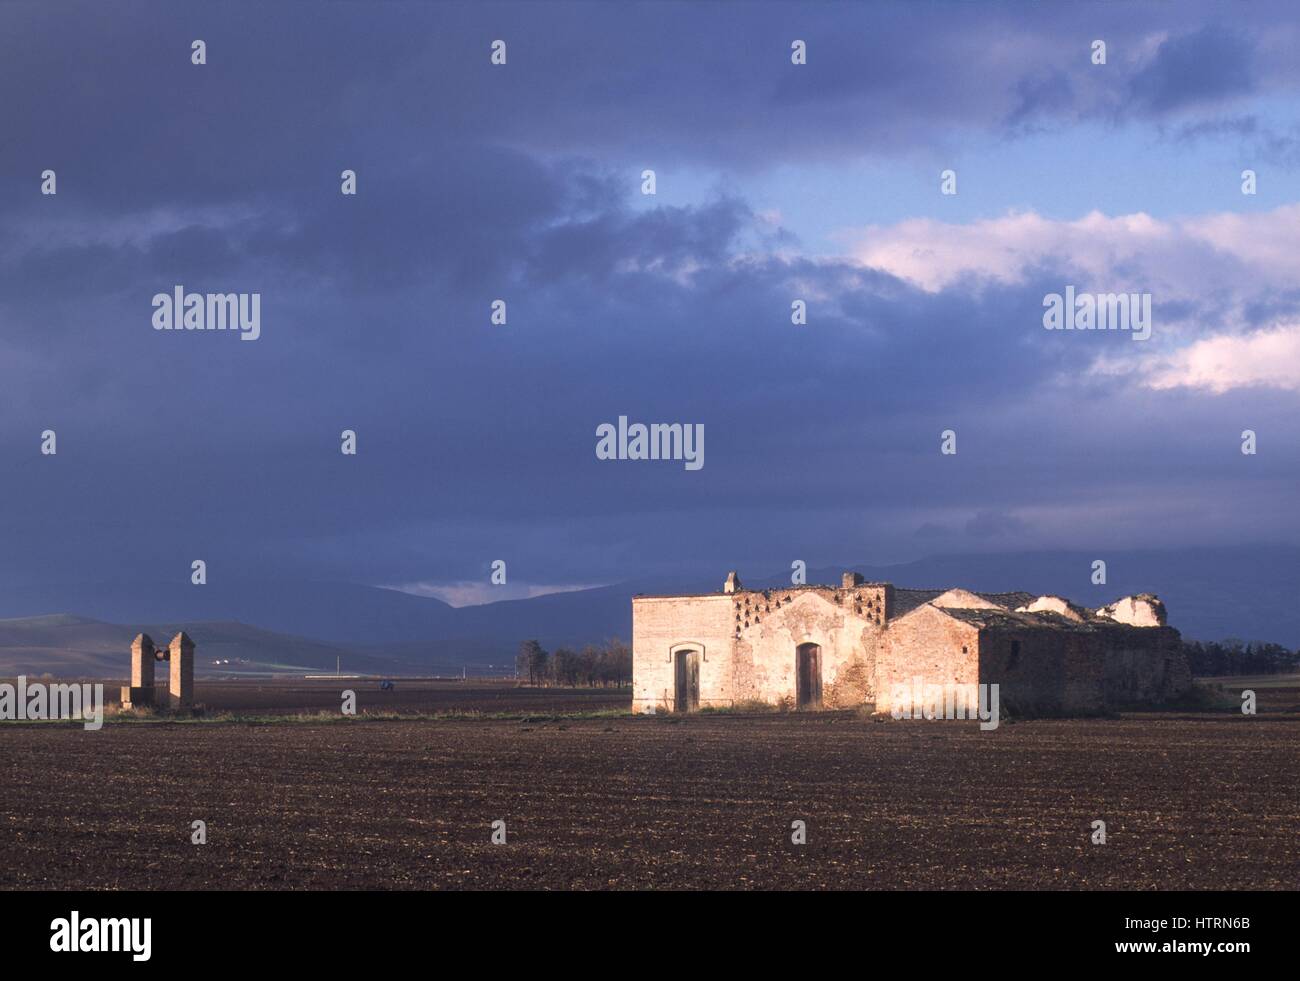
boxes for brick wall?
[875,604,981,715]
[631,594,735,713]
[1098,625,1189,706]
[978,624,1188,714]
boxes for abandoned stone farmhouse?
[632,571,1191,715]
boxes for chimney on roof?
[724,571,742,594]
[842,571,864,588]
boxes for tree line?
[516,638,633,687]
[1182,639,1299,677]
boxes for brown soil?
[2,682,1296,890]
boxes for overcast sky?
[3,0,1299,605]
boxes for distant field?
[1,681,1297,890]
[1197,673,1300,692]
[44,674,1296,717]
[100,678,631,716]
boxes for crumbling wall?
[1016,595,1088,621]
[731,587,882,707]
[1096,593,1167,627]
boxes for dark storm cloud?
[6,150,1283,588]
[4,1,1296,207]
[2,0,1300,595]
[1128,25,1256,114]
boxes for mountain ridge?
[0,546,1294,674]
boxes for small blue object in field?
[379,680,394,691]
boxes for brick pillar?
[169,631,195,709]
[122,633,157,708]
[131,633,156,688]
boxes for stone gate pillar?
[168,631,195,709]
[120,633,156,708]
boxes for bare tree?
[517,639,548,686]
[551,647,578,686]
[604,637,632,687]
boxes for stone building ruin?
[632,571,1190,715]
[120,631,195,709]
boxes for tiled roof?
[892,588,943,615]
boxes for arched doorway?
[674,649,700,713]
[796,643,822,709]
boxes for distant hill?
[0,546,1295,674]
[0,577,667,668]
[0,580,459,646]
[0,615,402,679]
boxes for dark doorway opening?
[674,649,700,713]
[796,643,822,709]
